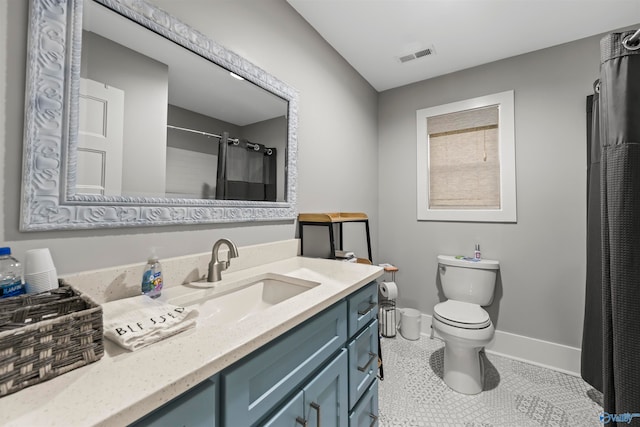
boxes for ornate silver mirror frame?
[20,0,298,231]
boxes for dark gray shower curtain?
[216,133,277,202]
[581,87,603,392]
[599,30,640,423]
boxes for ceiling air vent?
[397,45,436,63]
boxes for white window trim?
[416,90,517,222]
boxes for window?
[416,91,516,222]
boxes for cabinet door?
[130,375,218,427]
[302,349,348,427]
[223,302,347,426]
[261,390,305,427]
[348,320,378,408]
[349,380,379,427]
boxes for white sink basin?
[167,273,320,326]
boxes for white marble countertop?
[0,255,383,427]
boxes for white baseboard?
[414,313,581,377]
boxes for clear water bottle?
[0,247,26,298]
[141,255,163,298]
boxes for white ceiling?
[287,0,640,92]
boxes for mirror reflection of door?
[81,1,289,202]
[77,77,125,196]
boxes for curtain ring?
[266,148,273,155]
[622,35,640,51]
[253,144,260,151]
[593,79,600,94]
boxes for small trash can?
[379,300,397,338]
[398,308,421,340]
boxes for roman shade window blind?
[427,105,501,209]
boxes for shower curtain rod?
[167,124,265,152]
[167,124,236,142]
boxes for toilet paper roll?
[379,281,398,299]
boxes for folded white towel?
[102,295,198,351]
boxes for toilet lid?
[433,300,491,329]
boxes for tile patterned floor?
[378,335,603,427]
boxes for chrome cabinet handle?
[358,352,377,372]
[310,402,321,426]
[358,302,376,316]
[369,413,379,427]
[296,416,308,427]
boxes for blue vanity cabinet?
[348,319,379,408]
[301,349,349,427]
[346,281,379,424]
[261,390,305,427]
[349,380,379,427]
[221,301,348,426]
[129,280,380,427]
[130,374,218,427]
[262,349,349,427]
[347,281,378,337]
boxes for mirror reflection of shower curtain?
[581,86,603,393]
[598,30,640,422]
[216,134,277,201]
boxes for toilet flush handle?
[439,264,446,274]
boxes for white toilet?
[431,255,499,395]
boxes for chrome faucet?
[207,238,239,282]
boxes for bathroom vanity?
[134,281,379,426]
[0,240,382,426]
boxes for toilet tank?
[437,255,499,306]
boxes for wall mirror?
[416,91,516,222]
[20,0,299,231]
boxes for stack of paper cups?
[24,248,59,294]
[379,281,398,299]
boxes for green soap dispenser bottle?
[141,254,163,298]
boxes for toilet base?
[431,316,494,395]
[443,342,484,395]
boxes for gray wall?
[1,0,378,274]
[378,36,603,348]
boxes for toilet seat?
[433,300,491,329]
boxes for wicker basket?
[0,285,103,397]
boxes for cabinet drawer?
[348,319,378,408]
[222,302,347,427]
[130,375,218,427]
[349,380,379,427]
[347,281,378,337]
